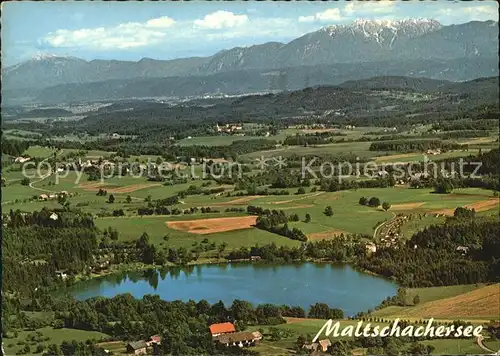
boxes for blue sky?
[2,1,498,66]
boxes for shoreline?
[63,258,399,313]
[73,257,395,283]
[70,255,399,288]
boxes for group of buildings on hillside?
[126,335,161,355]
[209,322,263,347]
[124,322,263,355]
[215,123,243,134]
[207,322,331,355]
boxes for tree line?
[369,139,463,153]
[249,206,308,242]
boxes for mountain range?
[3,19,498,104]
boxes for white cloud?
[39,12,294,52]
[434,4,498,24]
[193,11,248,29]
[344,1,395,15]
[201,17,298,41]
[145,16,176,28]
[41,16,175,50]
[299,8,344,23]
[299,1,396,23]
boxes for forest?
[1,138,31,157]
[283,132,346,146]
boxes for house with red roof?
[146,335,161,347]
[209,322,236,337]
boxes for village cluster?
[124,322,264,355]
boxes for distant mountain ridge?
[22,58,496,105]
[2,19,498,104]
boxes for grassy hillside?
[3,327,109,355]
[372,284,500,320]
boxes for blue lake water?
[67,263,398,316]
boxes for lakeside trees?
[308,303,344,319]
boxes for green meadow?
[94,214,300,251]
[242,141,380,159]
[2,327,109,355]
[374,149,483,163]
[23,146,58,158]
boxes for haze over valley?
[3,19,498,104]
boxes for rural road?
[262,343,296,354]
[28,149,65,193]
[477,335,499,354]
[2,149,64,205]
[373,213,396,239]
[29,170,55,193]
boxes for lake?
[67,263,398,316]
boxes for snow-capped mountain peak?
[324,18,441,37]
[317,18,442,50]
[32,53,61,61]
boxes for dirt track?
[209,196,262,207]
[167,216,257,234]
[106,183,161,193]
[390,202,426,210]
[78,182,161,193]
[278,204,315,210]
[270,192,325,205]
[375,153,420,162]
[284,317,327,324]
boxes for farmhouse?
[146,335,161,346]
[126,341,147,355]
[55,270,68,279]
[426,148,441,155]
[49,213,59,221]
[302,339,331,353]
[365,242,377,253]
[304,339,331,353]
[93,256,111,271]
[39,194,49,201]
[216,331,262,347]
[209,322,236,337]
